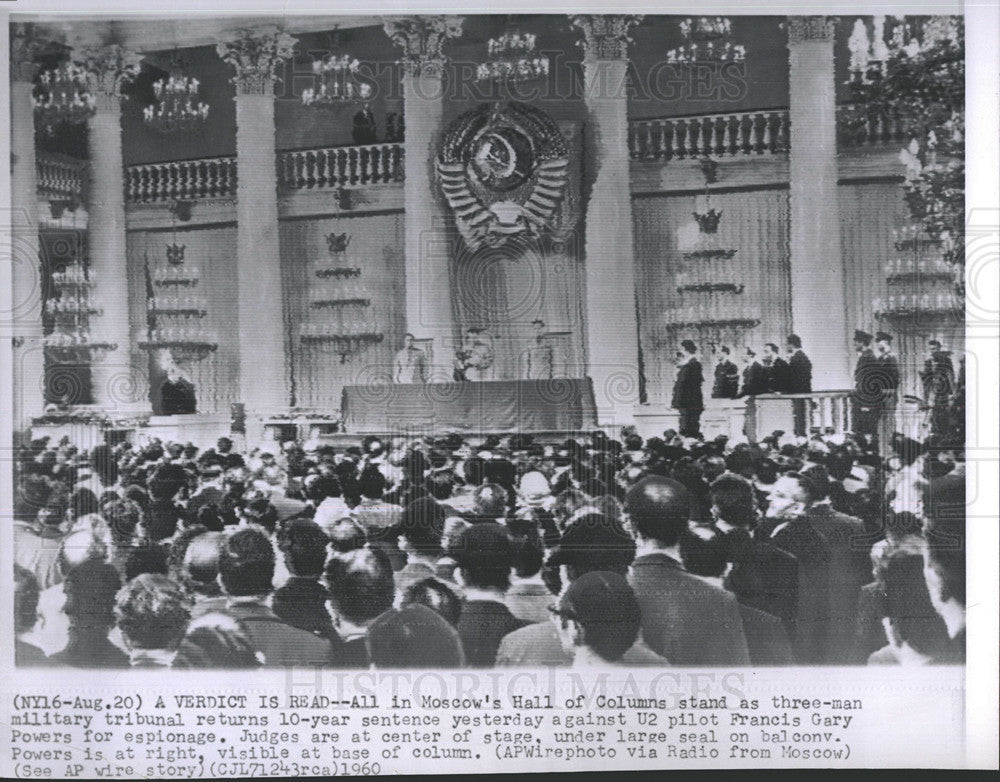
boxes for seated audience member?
[395,497,448,599]
[504,517,551,624]
[114,574,193,668]
[466,482,509,524]
[626,475,751,666]
[181,526,335,667]
[453,523,526,667]
[48,560,128,668]
[173,613,263,669]
[352,464,404,534]
[273,519,334,638]
[324,547,396,668]
[124,545,170,582]
[366,604,465,669]
[401,578,463,627]
[14,565,47,666]
[516,471,553,512]
[182,532,227,618]
[550,571,642,668]
[680,525,792,666]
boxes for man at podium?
[394,333,427,384]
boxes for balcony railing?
[126,156,237,203]
[36,151,86,201]
[835,104,912,146]
[277,143,404,191]
[628,110,791,160]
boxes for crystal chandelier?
[476,31,549,83]
[143,75,209,133]
[33,64,96,132]
[302,55,371,105]
[847,15,962,86]
[666,17,745,65]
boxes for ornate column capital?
[77,43,142,108]
[10,23,48,82]
[571,15,643,61]
[383,15,464,77]
[786,16,837,45]
[216,26,297,95]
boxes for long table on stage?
[342,378,598,434]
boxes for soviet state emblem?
[437,102,570,250]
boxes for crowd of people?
[13,418,966,670]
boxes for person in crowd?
[504,516,551,624]
[394,333,428,385]
[739,347,767,398]
[273,519,334,638]
[711,345,740,399]
[114,574,193,668]
[762,342,791,394]
[15,494,70,592]
[48,559,128,668]
[323,547,396,667]
[626,475,751,665]
[173,613,263,669]
[14,566,48,666]
[400,577,463,627]
[395,497,448,598]
[184,525,335,667]
[366,604,465,668]
[182,532,228,618]
[550,571,643,668]
[453,523,526,667]
[672,339,704,437]
[680,524,793,665]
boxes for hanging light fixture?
[33,63,96,132]
[666,17,745,65]
[476,22,549,83]
[301,29,371,106]
[143,73,209,134]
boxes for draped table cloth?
[342,378,597,434]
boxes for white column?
[787,16,851,389]
[82,43,147,412]
[9,25,45,431]
[385,16,463,381]
[218,27,296,414]
[573,15,643,424]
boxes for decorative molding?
[10,23,47,83]
[570,15,643,61]
[786,16,836,45]
[383,15,464,77]
[77,43,142,107]
[216,26,297,95]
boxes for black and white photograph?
[2,2,996,774]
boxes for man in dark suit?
[672,340,704,438]
[919,339,955,437]
[48,560,129,668]
[762,343,790,394]
[874,331,901,460]
[786,334,813,436]
[160,366,197,415]
[273,519,335,638]
[626,475,750,666]
[739,347,767,397]
[323,547,396,668]
[851,329,879,437]
[352,102,378,144]
[453,523,527,667]
[711,345,740,399]
[115,574,193,668]
[179,526,337,667]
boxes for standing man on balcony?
[787,334,812,436]
[874,331,901,459]
[672,340,704,438]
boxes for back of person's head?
[472,483,509,519]
[425,470,455,501]
[115,573,192,651]
[553,488,591,526]
[462,456,486,487]
[275,518,328,577]
[324,547,395,625]
[556,571,641,663]
[679,525,728,579]
[922,478,966,609]
[124,545,170,582]
[218,526,276,597]
[14,565,40,635]
[89,444,119,486]
[70,487,100,520]
[484,458,516,488]
[709,473,757,528]
[183,532,225,596]
[454,522,514,592]
[366,604,464,668]
[173,612,261,669]
[797,464,831,504]
[725,447,755,478]
[547,512,636,579]
[305,473,342,504]
[625,475,691,546]
[508,518,545,579]
[358,464,387,500]
[401,577,462,626]
[327,517,367,553]
[242,498,278,534]
[102,498,142,546]
[63,559,122,628]
[400,497,446,557]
